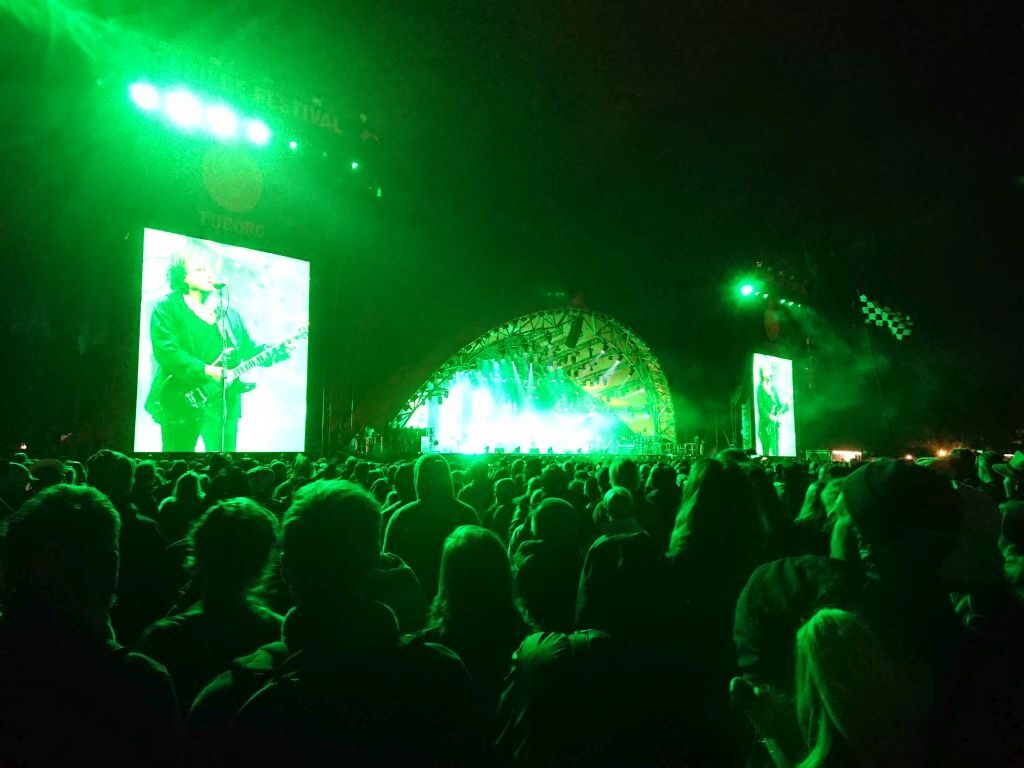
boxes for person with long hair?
[416,525,528,721]
[791,479,845,557]
[668,458,767,727]
[158,470,205,543]
[795,608,924,768]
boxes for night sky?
[1,1,1021,454]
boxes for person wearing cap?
[993,451,1024,502]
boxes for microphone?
[213,282,227,289]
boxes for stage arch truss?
[391,309,676,453]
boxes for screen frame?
[132,226,311,453]
[751,352,797,457]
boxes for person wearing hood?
[496,531,721,767]
[512,498,584,633]
[384,455,480,598]
[186,479,478,768]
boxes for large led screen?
[134,228,309,452]
[752,353,796,457]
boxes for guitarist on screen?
[756,364,785,457]
[144,243,293,452]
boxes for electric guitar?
[153,326,308,420]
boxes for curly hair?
[166,239,217,294]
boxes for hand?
[829,501,860,563]
[730,677,801,768]
[205,365,225,381]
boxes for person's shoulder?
[373,550,417,580]
[152,292,184,313]
[138,612,192,648]
[401,631,462,663]
[114,647,176,693]
[131,512,169,543]
[453,498,480,523]
[387,500,420,526]
[513,631,574,669]
[130,510,165,530]
[506,630,602,690]
[399,629,474,671]
[248,604,285,631]
[190,641,291,714]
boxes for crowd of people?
[1,444,1023,767]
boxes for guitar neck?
[226,328,307,381]
[230,346,280,379]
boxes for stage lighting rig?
[128,81,274,147]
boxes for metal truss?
[390,308,677,444]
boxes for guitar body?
[149,374,243,424]
[147,326,307,425]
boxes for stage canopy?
[391,309,676,454]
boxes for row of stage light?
[127,80,363,172]
[738,282,803,307]
[129,82,273,145]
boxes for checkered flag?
[859,294,913,340]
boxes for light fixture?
[245,119,272,146]
[129,81,160,111]
[164,88,203,129]
[206,104,239,139]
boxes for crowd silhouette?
[1,446,1023,766]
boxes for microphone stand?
[216,285,229,453]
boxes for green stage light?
[289,140,298,150]
[739,283,755,297]
[206,104,239,139]
[129,81,160,111]
[351,161,360,170]
[164,88,203,129]
[245,119,271,146]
